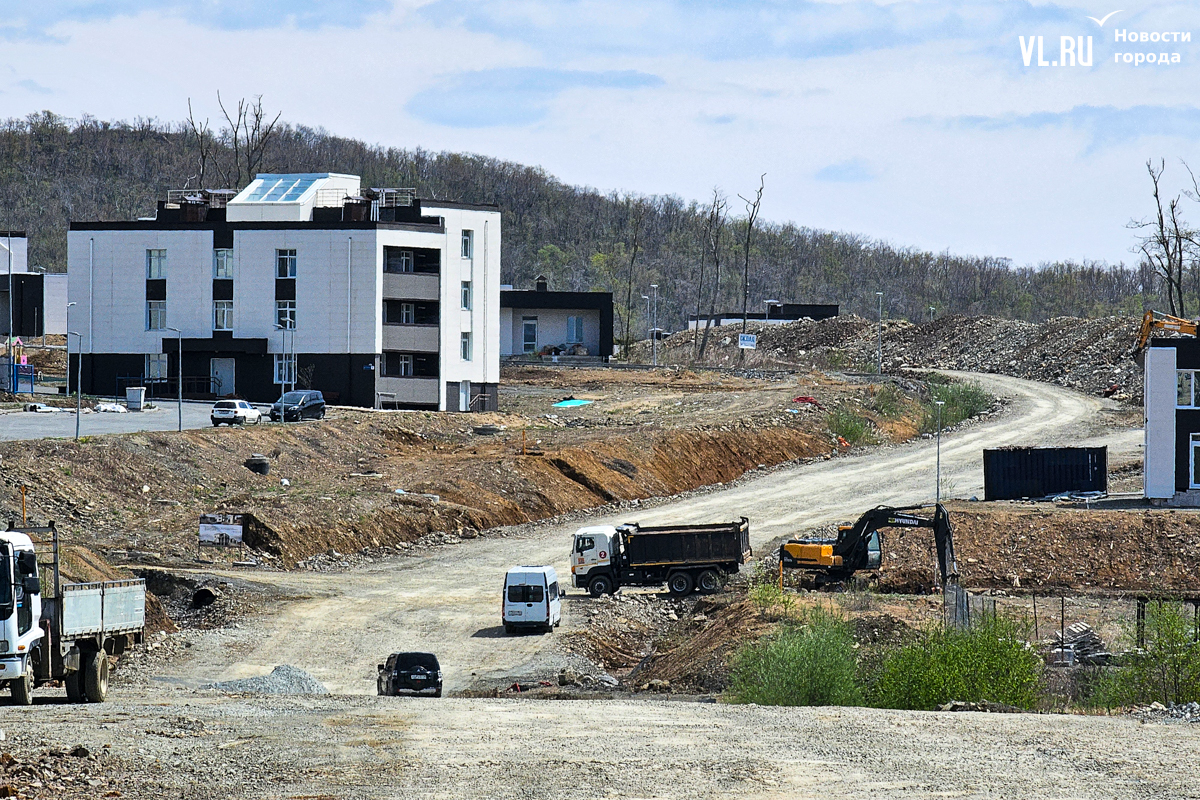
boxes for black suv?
[269,390,326,422]
[377,652,442,697]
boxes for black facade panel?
[11,273,43,337]
[71,353,142,397]
[212,279,233,301]
[212,226,233,248]
[1176,410,1200,490]
[275,279,296,301]
[982,447,1108,500]
[1150,337,1200,370]
[146,279,166,301]
[471,382,499,412]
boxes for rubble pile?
[0,744,115,799]
[1132,701,1200,723]
[201,664,329,696]
[642,314,1143,403]
[1049,621,1112,666]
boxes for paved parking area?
[0,400,276,441]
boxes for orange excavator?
[1135,310,1199,354]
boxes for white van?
[502,566,563,634]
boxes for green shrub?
[869,383,906,419]
[727,607,863,706]
[869,617,1041,710]
[827,405,875,445]
[920,381,992,433]
[1095,602,1200,707]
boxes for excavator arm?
[1136,310,1199,353]
[780,503,959,586]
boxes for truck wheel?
[587,575,613,598]
[667,571,694,596]
[83,652,109,703]
[10,670,32,706]
[65,670,83,703]
[697,569,721,594]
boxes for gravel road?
[158,372,1138,696]
[12,372,1161,799]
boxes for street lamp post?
[165,327,182,432]
[67,331,81,441]
[275,324,294,423]
[935,400,945,506]
[875,292,884,374]
[650,284,659,367]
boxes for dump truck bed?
[60,579,146,639]
[623,518,751,567]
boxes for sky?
[1,0,1199,266]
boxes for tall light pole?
[165,327,182,432]
[875,291,884,374]
[275,324,294,423]
[935,399,945,506]
[650,283,659,367]
[67,331,81,441]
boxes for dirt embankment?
[632,314,1143,403]
[0,369,923,567]
[875,503,1200,595]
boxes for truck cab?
[0,531,44,704]
[572,526,618,596]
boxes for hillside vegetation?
[0,109,1160,336]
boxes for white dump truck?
[1,523,145,704]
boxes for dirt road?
[161,372,1137,695]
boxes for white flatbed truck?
[1,523,145,704]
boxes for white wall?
[0,236,28,273]
[42,274,68,334]
[502,306,601,355]
[67,229,214,354]
[1145,346,1177,499]
[423,204,501,391]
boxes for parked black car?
[377,652,442,697]
[269,390,326,422]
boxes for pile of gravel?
[201,664,329,695]
[1132,701,1200,723]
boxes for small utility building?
[1144,337,1200,501]
[500,277,613,358]
[68,173,500,410]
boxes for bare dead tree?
[1131,159,1192,316]
[738,173,766,334]
[217,93,282,189]
[698,189,727,360]
[619,201,645,354]
[185,98,215,189]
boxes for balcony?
[376,376,440,405]
[383,324,439,352]
[383,271,439,301]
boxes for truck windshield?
[507,585,544,603]
[0,544,10,607]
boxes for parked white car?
[210,400,262,426]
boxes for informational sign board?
[738,333,757,350]
[199,513,244,547]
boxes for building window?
[461,332,472,361]
[147,300,166,331]
[276,248,297,278]
[276,300,296,330]
[461,230,473,259]
[1179,370,1196,407]
[385,248,414,273]
[401,303,415,324]
[566,316,584,343]
[461,281,472,310]
[146,249,166,279]
[213,300,233,331]
[522,316,537,353]
[274,354,296,385]
[213,249,233,279]
[146,353,168,381]
[382,353,414,377]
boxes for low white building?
[0,232,67,337]
[67,173,500,410]
[500,277,613,358]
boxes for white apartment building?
[67,173,500,410]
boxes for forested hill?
[0,111,1153,338]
